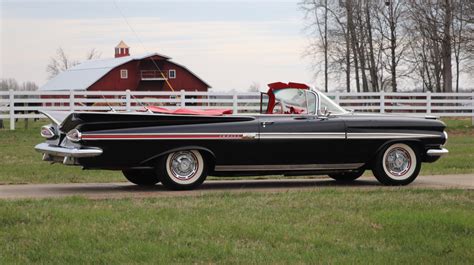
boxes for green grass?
[0,120,123,184]
[0,118,472,184]
[0,189,473,264]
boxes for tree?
[300,0,353,92]
[301,0,473,93]
[47,48,101,79]
[0,78,19,91]
[248,82,261,92]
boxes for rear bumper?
[35,143,102,165]
[426,148,449,157]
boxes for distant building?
[40,41,211,92]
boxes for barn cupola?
[114,40,130,58]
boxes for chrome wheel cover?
[384,147,411,177]
[169,151,198,181]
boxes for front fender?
[368,139,424,167]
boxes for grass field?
[0,189,473,264]
[0,118,472,184]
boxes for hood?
[340,112,446,131]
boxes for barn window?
[169,69,176,79]
[120,69,128,79]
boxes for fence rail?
[1,90,473,130]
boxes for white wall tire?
[372,143,421,186]
[159,150,208,190]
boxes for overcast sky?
[0,0,312,91]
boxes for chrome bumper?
[426,148,449,157]
[35,143,102,165]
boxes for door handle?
[261,121,274,128]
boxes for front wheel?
[122,169,161,186]
[329,169,364,182]
[158,150,208,190]
[372,143,421,186]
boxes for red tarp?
[146,106,233,116]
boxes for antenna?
[131,94,153,113]
[101,95,117,112]
[113,0,175,91]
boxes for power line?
[112,0,175,91]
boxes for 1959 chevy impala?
[35,82,448,190]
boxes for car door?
[257,114,347,166]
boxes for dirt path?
[0,174,472,199]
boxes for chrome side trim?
[260,132,345,139]
[81,132,254,140]
[81,132,345,140]
[347,132,440,139]
[34,143,102,158]
[80,132,442,141]
[426,148,449,156]
[214,163,364,172]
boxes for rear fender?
[140,146,216,169]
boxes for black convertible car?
[35,82,448,190]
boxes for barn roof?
[39,52,210,91]
[115,40,129,48]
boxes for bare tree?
[0,78,20,91]
[47,48,101,79]
[248,82,261,92]
[452,0,474,91]
[301,0,473,93]
[21,81,38,91]
[86,48,102,60]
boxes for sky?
[0,0,313,91]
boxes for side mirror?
[345,108,354,113]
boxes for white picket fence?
[0,89,473,130]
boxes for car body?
[35,82,448,189]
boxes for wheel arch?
[368,139,423,167]
[140,146,216,171]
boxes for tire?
[122,169,161,186]
[372,143,421,186]
[158,150,208,190]
[329,169,364,182]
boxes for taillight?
[66,129,82,142]
[443,131,448,145]
[40,126,56,139]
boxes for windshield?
[318,92,347,115]
[273,89,316,114]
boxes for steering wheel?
[273,101,284,114]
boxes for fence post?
[69,90,75,112]
[125,90,131,111]
[334,92,340,105]
[380,91,385,114]
[233,93,238,114]
[180,90,186,107]
[9,89,15,130]
[426,91,431,115]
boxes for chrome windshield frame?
[312,89,348,117]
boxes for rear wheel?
[329,169,364,182]
[372,143,421,186]
[122,169,161,186]
[158,150,208,190]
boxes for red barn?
[40,41,211,92]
